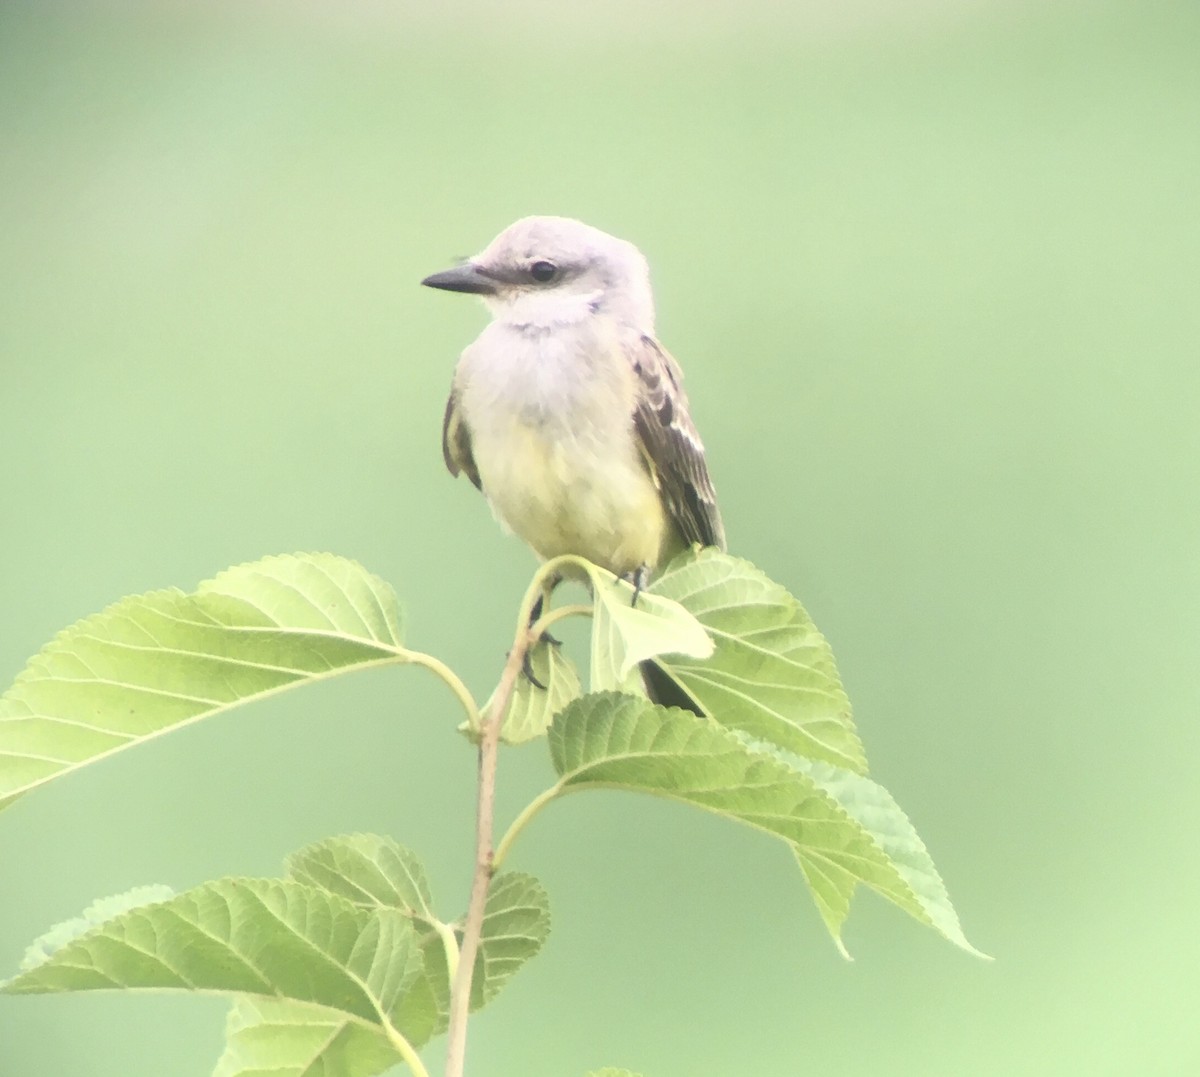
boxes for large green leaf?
[546,693,981,956]
[14,884,177,970]
[2,868,427,1069]
[0,553,411,810]
[213,997,399,1077]
[647,548,865,773]
[2,878,427,1019]
[1,844,552,1069]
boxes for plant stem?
[443,565,554,1077]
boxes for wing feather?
[629,336,726,551]
[442,387,481,490]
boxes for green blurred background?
[2,0,1198,1073]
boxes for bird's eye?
[529,260,558,283]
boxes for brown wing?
[442,386,481,490]
[630,335,726,551]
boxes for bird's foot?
[521,649,547,690]
[526,593,560,645]
[622,564,651,607]
[522,576,563,689]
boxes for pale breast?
[456,321,672,575]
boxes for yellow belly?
[478,420,672,577]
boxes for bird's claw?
[521,648,547,690]
[521,577,563,690]
[623,564,651,607]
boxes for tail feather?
[640,659,705,717]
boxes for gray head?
[421,216,655,330]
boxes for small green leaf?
[0,553,410,810]
[586,565,713,693]
[214,996,399,1077]
[546,693,981,956]
[472,639,582,745]
[3,878,427,1020]
[648,548,865,773]
[284,834,450,1045]
[285,834,436,921]
[282,837,551,1030]
[471,872,551,1009]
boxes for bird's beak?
[420,262,497,295]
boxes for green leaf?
[283,836,551,1026]
[471,872,551,1009]
[18,885,175,972]
[213,997,399,1077]
[0,553,409,810]
[206,847,552,1074]
[586,565,713,694]
[546,693,981,956]
[2,878,427,1021]
[472,638,582,745]
[789,757,986,956]
[285,834,449,1045]
[648,548,865,773]
[285,834,437,921]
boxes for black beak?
[420,263,497,295]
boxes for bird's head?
[421,216,654,330]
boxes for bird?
[421,215,725,608]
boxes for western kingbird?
[422,216,725,590]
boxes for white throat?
[484,288,602,332]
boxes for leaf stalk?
[380,1015,432,1077]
